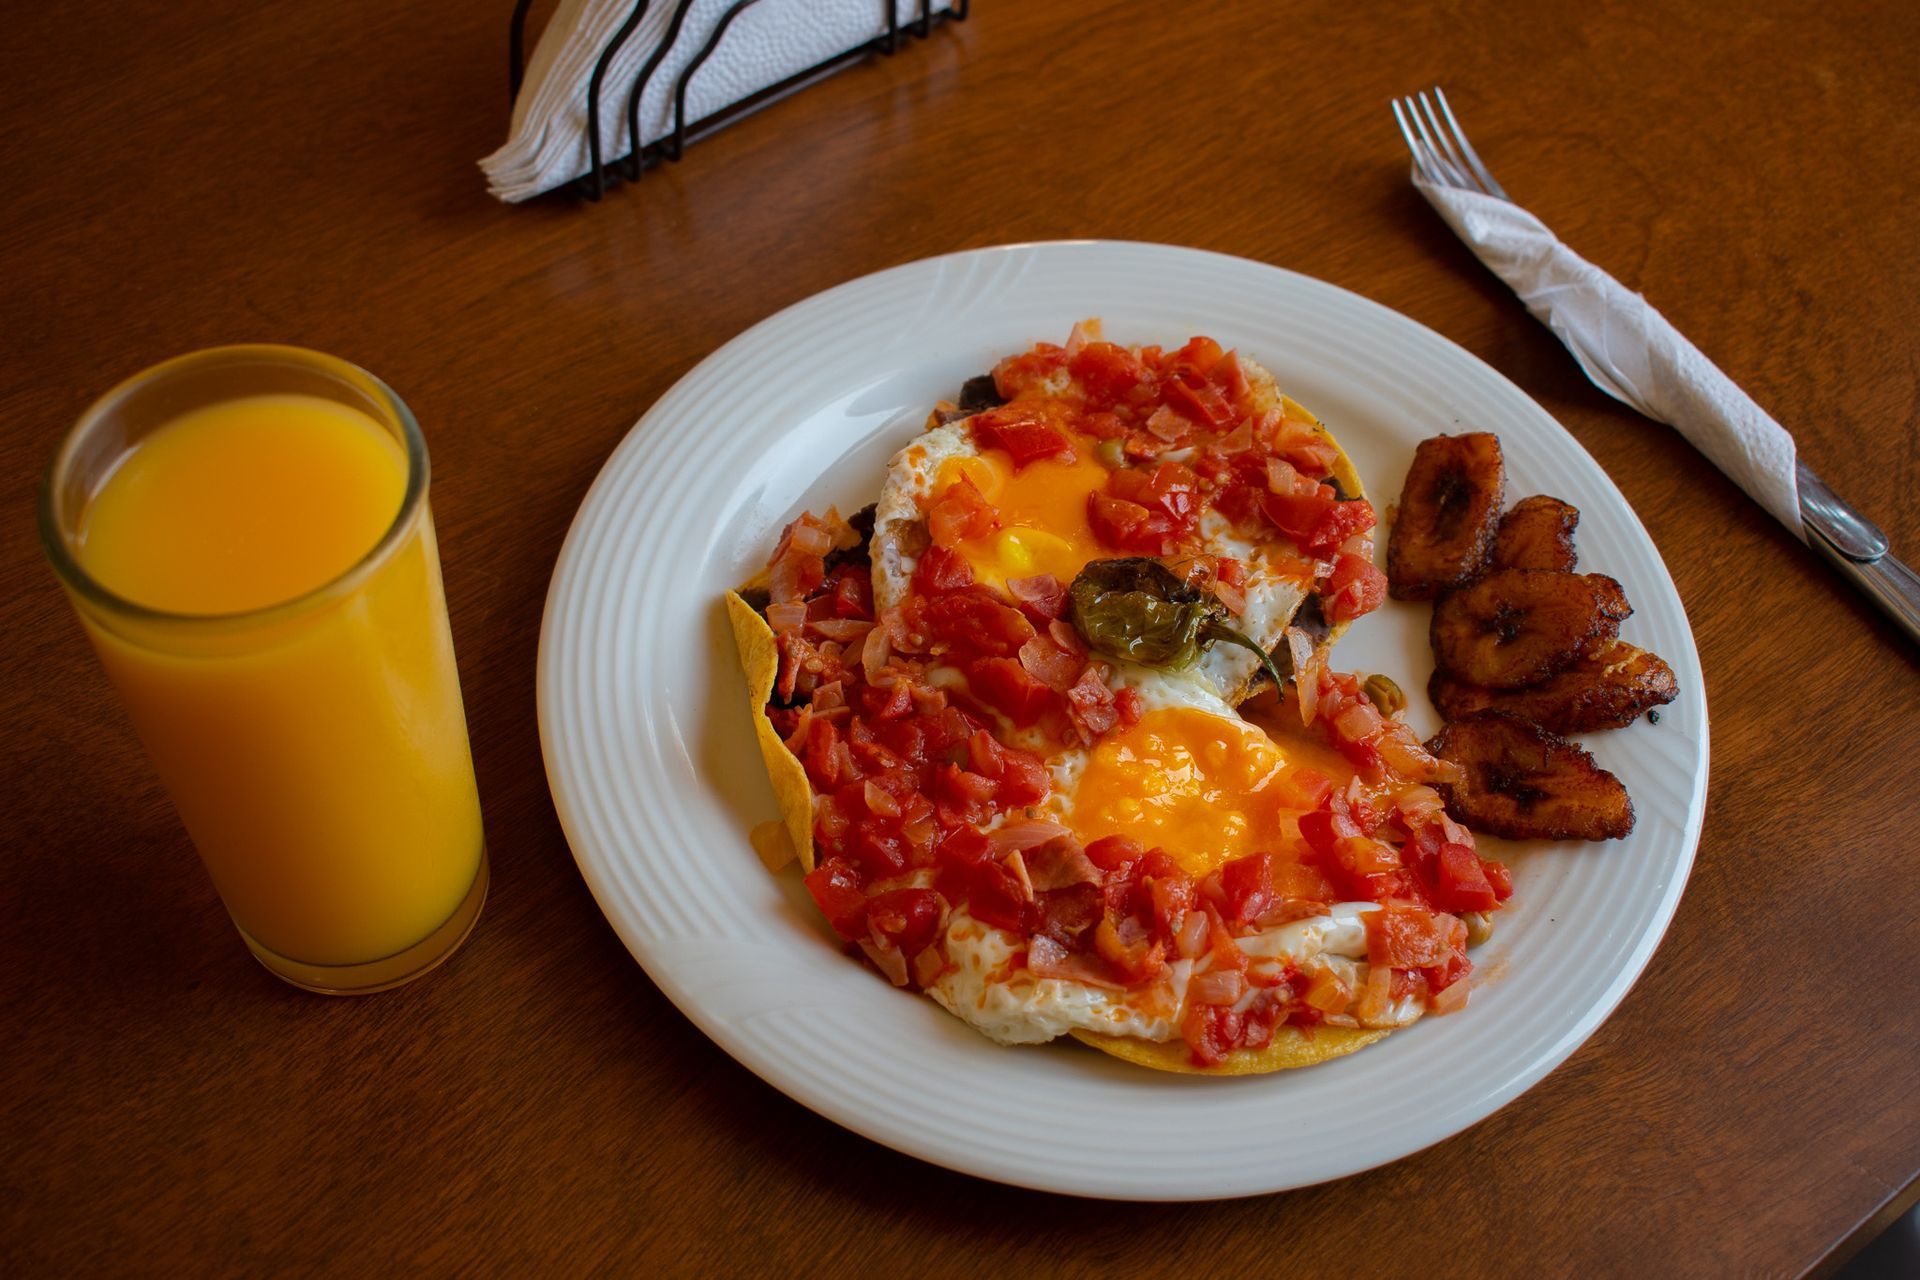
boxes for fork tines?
[1392,87,1508,200]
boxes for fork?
[1393,87,1920,648]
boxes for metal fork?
[1392,87,1920,647]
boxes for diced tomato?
[1484,858,1514,902]
[865,887,945,957]
[1296,807,1357,856]
[996,748,1051,806]
[1092,917,1166,985]
[971,405,1075,469]
[1113,685,1144,728]
[1323,552,1387,623]
[1427,842,1499,913]
[1181,1002,1242,1068]
[858,679,912,723]
[960,858,1033,934]
[1265,416,1343,477]
[802,718,844,790]
[1164,336,1224,380]
[1364,905,1453,969]
[928,475,1000,548]
[1217,852,1276,926]
[1213,350,1250,404]
[1259,483,1333,542]
[1109,460,1199,524]
[1148,871,1195,939]
[991,343,1068,401]
[966,657,1056,726]
[1288,767,1334,811]
[913,544,973,594]
[1088,461,1198,554]
[1084,834,1145,872]
[1163,371,1233,426]
[1088,493,1175,555]
[920,590,1034,657]
[1215,484,1262,531]
[1271,854,1338,903]
[1018,635,1085,691]
[803,861,868,941]
[1304,499,1377,559]
[1006,573,1068,623]
[932,823,990,871]
[932,762,998,808]
[1069,341,1149,408]
[1063,664,1119,739]
[1303,807,1409,902]
[1035,881,1105,945]
[849,825,908,879]
[822,564,873,619]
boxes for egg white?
[928,900,1420,1048]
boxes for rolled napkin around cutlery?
[484,0,961,203]
[1411,176,1804,539]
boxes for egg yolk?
[933,444,1113,590]
[1064,706,1336,876]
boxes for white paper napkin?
[483,0,958,203]
[1412,175,1803,539]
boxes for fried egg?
[871,422,1316,706]
[926,669,1424,1047]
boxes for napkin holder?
[508,0,971,201]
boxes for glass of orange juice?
[38,346,487,994]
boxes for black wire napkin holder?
[508,0,971,201]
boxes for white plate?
[537,241,1707,1199]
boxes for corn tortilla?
[1071,1025,1389,1074]
[725,589,816,873]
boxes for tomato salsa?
[750,335,1507,1067]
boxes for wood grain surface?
[3,2,1916,1275]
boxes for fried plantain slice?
[1387,433,1505,600]
[1430,569,1631,689]
[1429,640,1678,733]
[1490,495,1579,573]
[1427,713,1635,840]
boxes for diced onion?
[911,947,946,989]
[788,521,832,556]
[1335,702,1381,743]
[858,938,910,987]
[988,821,1071,856]
[1019,636,1083,691]
[1175,912,1210,959]
[1002,850,1035,901]
[1191,968,1247,1007]
[809,618,872,643]
[1303,967,1353,1014]
[765,601,808,634]
[1429,975,1471,1015]
[861,625,892,682]
[863,780,900,819]
[1146,405,1186,441]
[782,707,814,754]
[1355,965,1394,1022]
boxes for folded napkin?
[1413,176,1803,539]
[484,0,958,203]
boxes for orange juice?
[65,387,484,980]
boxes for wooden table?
[4,1,1916,1274]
